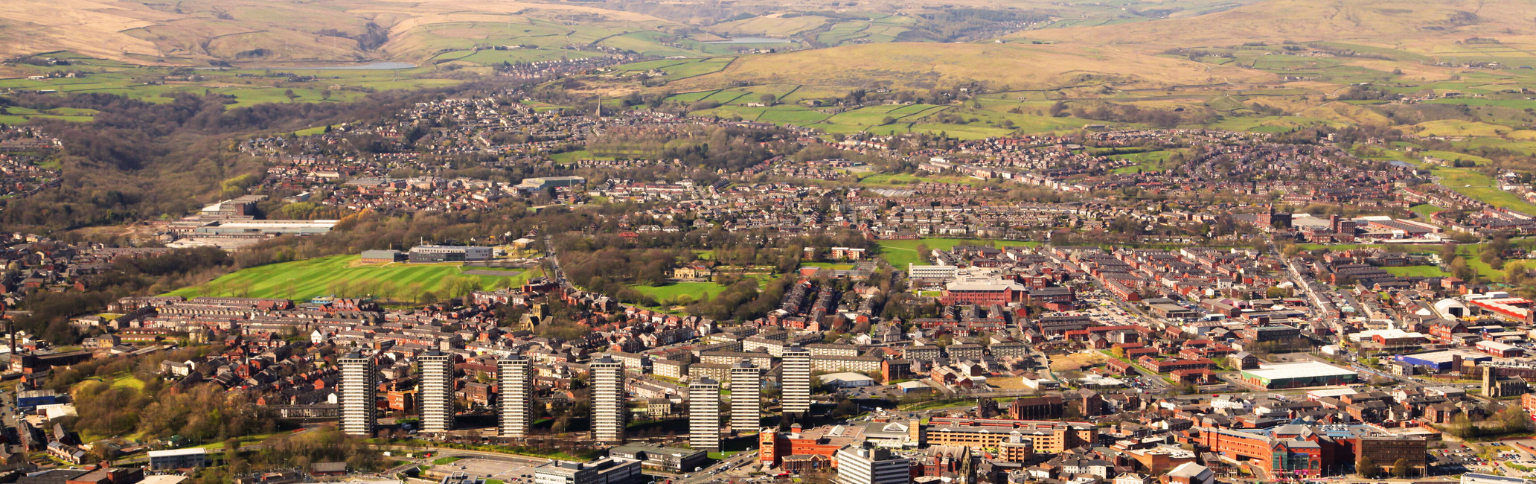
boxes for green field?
[163,255,535,302]
[110,375,145,390]
[858,172,982,186]
[1384,265,1450,277]
[1409,204,1445,218]
[632,282,732,305]
[800,262,854,270]
[0,53,463,110]
[876,238,1040,268]
[1110,150,1180,174]
[1432,167,1536,215]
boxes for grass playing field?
[1384,266,1450,277]
[164,255,536,302]
[876,238,1041,269]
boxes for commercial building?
[408,245,493,262]
[359,249,404,263]
[533,458,641,484]
[147,448,208,470]
[609,444,708,473]
[420,351,454,433]
[16,389,59,410]
[340,352,377,436]
[1462,474,1536,484]
[1193,427,1325,477]
[782,347,812,416]
[188,219,338,236]
[690,378,721,451]
[1394,350,1489,372]
[730,360,761,431]
[591,356,626,443]
[499,356,533,438]
[1478,340,1525,358]
[1166,463,1214,484]
[1238,362,1358,389]
[1357,436,1429,477]
[940,280,1024,306]
[908,264,958,281]
[519,176,587,192]
[924,421,1098,453]
[759,425,861,466]
[819,372,876,388]
[835,443,912,484]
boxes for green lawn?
[1110,150,1180,174]
[1409,204,1445,217]
[876,238,1040,268]
[432,456,462,465]
[163,255,534,302]
[549,150,615,163]
[800,262,854,270]
[1384,266,1450,277]
[858,172,982,186]
[191,432,281,449]
[632,282,732,305]
[110,376,145,390]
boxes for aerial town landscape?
[11,2,1536,484]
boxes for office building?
[592,356,626,442]
[340,352,377,436]
[420,351,454,432]
[609,444,709,473]
[836,443,912,484]
[408,245,493,262]
[534,457,641,484]
[690,378,721,451]
[147,448,208,470]
[499,356,533,438]
[730,360,761,431]
[782,346,812,416]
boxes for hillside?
[0,0,677,65]
[1019,0,1532,52]
[667,42,1274,91]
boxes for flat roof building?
[533,458,641,484]
[340,352,377,436]
[147,448,208,470]
[420,351,454,433]
[1239,362,1357,389]
[689,378,721,451]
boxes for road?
[678,450,761,484]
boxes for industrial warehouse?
[1239,362,1359,389]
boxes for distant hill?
[666,42,1273,91]
[1018,0,1525,53]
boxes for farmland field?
[163,255,534,302]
